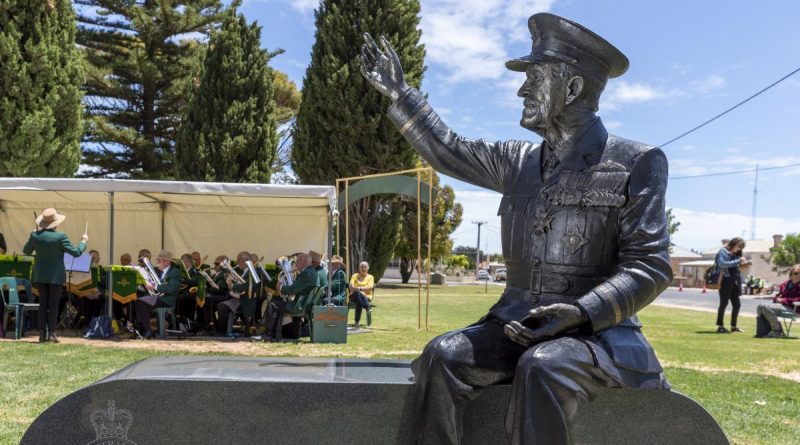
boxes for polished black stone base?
[22,357,729,445]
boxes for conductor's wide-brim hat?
[36,208,66,230]
[505,13,629,79]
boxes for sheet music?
[64,251,91,273]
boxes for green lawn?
[1,284,798,444]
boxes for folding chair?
[776,303,798,337]
[0,277,39,339]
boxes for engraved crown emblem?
[90,400,133,440]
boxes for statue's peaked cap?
[506,13,629,79]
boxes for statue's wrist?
[391,83,413,102]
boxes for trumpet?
[221,258,246,284]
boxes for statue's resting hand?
[504,304,589,348]
[359,33,409,101]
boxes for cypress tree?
[0,0,84,177]
[292,0,425,279]
[175,11,278,183]
[75,0,227,178]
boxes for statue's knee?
[517,339,572,375]
[424,332,468,367]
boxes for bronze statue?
[361,12,673,445]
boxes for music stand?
[60,252,92,332]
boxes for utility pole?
[472,220,487,272]
[750,164,758,240]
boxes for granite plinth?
[22,356,729,445]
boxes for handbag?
[705,267,721,286]
[84,315,112,339]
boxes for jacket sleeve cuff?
[386,88,435,140]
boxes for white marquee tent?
[0,178,335,264]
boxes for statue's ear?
[565,76,584,106]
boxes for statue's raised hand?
[360,33,409,101]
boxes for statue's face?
[517,63,564,134]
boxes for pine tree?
[175,11,278,183]
[394,169,463,283]
[0,0,84,177]
[292,0,425,279]
[75,0,227,178]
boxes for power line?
[669,162,800,180]
[660,65,800,147]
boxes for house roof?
[670,244,702,259]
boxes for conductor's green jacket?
[23,229,86,285]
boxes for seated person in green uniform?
[249,252,269,325]
[266,253,319,340]
[216,251,256,335]
[134,249,181,339]
[202,255,230,334]
[310,250,328,287]
[176,253,199,322]
[329,255,348,305]
[79,249,104,321]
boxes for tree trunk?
[399,257,416,284]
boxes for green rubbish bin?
[311,305,348,343]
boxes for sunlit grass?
[1,284,798,444]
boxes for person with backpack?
[714,237,750,333]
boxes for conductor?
[23,208,88,343]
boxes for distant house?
[670,244,703,287]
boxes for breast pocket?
[545,207,613,267]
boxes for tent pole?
[345,181,349,279]
[426,167,433,331]
[107,192,114,318]
[160,202,166,250]
[416,172,421,330]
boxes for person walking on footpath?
[714,237,750,333]
[23,208,88,343]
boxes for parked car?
[494,268,507,282]
[477,269,490,280]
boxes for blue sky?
[239,0,800,253]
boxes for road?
[382,277,772,317]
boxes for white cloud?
[690,74,727,94]
[669,207,800,252]
[601,80,677,111]
[419,0,553,84]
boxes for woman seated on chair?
[349,261,374,328]
[756,263,800,338]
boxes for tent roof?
[0,178,335,208]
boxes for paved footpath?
[384,277,773,318]
[653,287,774,318]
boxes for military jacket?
[23,229,86,284]
[154,266,182,307]
[387,88,673,378]
[280,265,319,301]
[315,265,329,287]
